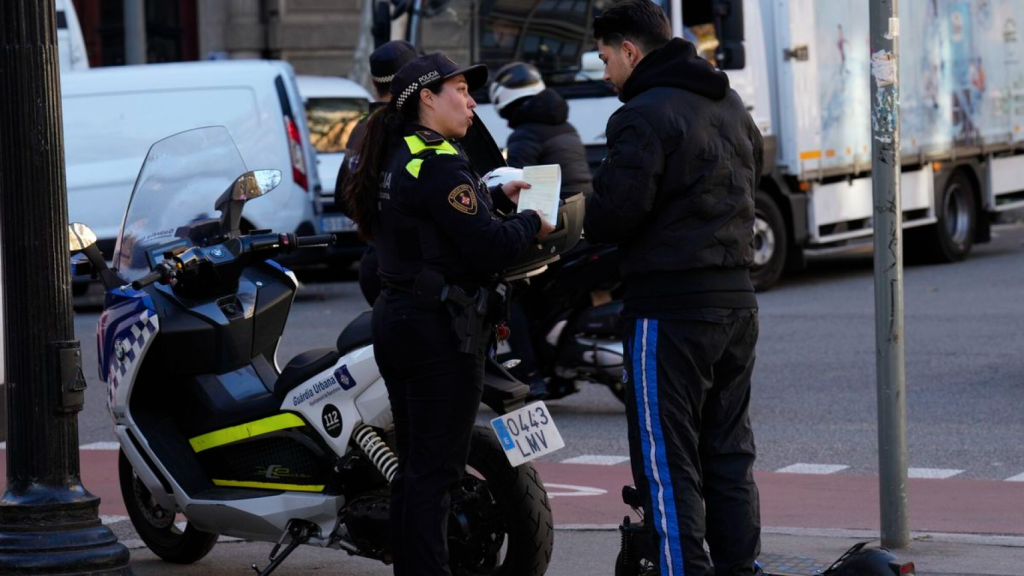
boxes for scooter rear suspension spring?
[353,425,398,483]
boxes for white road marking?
[81,442,121,450]
[544,483,608,498]
[100,515,129,525]
[1005,472,1024,482]
[561,455,630,466]
[775,463,849,475]
[908,468,963,479]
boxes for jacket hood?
[508,88,569,128]
[620,38,730,103]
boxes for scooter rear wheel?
[119,450,218,564]
[449,426,554,576]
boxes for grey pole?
[869,0,909,548]
[123,0,147,64]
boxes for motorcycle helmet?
[823,543,916,576]
[488,62,545,113]
[482,166,524,190]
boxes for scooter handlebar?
[130,261,175,290]
[294,234,337,248]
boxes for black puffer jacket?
[584,38,763,314]
[505,89,594,198]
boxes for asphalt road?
[69,222,1024,481]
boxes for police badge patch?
[448,184,478,215]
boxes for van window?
[305,98,370,154]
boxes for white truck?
[400,0,1024,289]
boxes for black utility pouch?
[412,267,446,311]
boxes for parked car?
[62,60,322,267]
[296,75,373,271]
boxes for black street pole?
[0,2,132,573]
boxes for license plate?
[490,401,564,467]
[321,215,356,233]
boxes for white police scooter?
[71,126,583,575]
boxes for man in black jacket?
[489,62,593,197]
[586,1,764,575]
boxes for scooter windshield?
[113,126,249,283]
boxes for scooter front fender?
[115,425,177,511]
[482,357,529,415]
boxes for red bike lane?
[2,452,1021,536]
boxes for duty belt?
[382,275,500,355]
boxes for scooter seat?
[336,310,373,356]
[275,348,340,400]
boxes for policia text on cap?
[341,52,554,576]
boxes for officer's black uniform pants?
[372,291,484,576]
[623,310,761,576]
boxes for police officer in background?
[342,52,554,575]
[489,62,593,197]
[585,0,764,575]
[334,40,418,305]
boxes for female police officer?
[343,53,554,576]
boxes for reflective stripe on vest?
[403,135,458,178]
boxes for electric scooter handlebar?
[131,233,338,291]
[292,234,337,248]
[131,260,177,290]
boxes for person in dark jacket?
[489,62,594,197]
[586,1,764,575]
[334,40,419,305]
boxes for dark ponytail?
[343,103,399,241]
[343,84,445,241]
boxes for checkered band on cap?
[396,81,419,109]
[372,73,396,83]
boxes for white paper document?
[517,164,561,225]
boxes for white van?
[295,75,373,268]
[56,0,89,72]
[296,75,372,197]
[62,60,321,260]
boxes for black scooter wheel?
[449,426,554,576]
[119,450,218,564]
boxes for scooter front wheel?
[119,450,218,563]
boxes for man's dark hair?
[593,0,672,54]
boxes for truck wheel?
[927,171,976,262]
[751,191,787,291]
[119,450,218,564]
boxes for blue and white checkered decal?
[106,309,158,408]
[97,291,159,412]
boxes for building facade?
[71,0,473,83]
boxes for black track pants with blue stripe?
[623,311,761,576]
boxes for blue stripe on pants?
[632,318,684,575]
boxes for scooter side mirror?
[69,222,98,253]
[68,221,123,290]
[216,170,282,235]
[231,169,282,202]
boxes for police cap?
[391,52,488,111]
[369,40,418,84]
